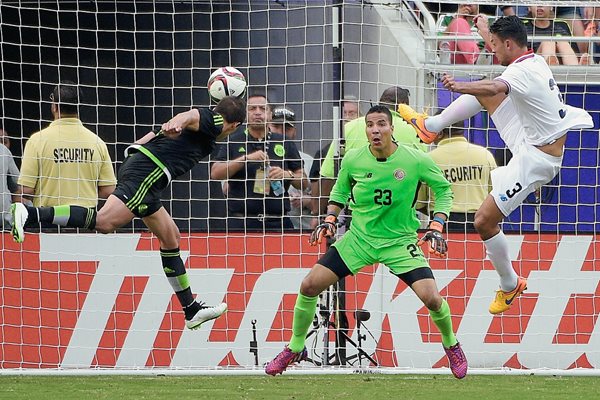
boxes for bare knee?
[300,275,324,298]
[474,211,498,239]
[423,293,443,311]
[94,219,116,234]
[299,277,321,298]
[158,225,181,250]
[473,211,487,235]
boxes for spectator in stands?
[498,5,528,18]
[211,92,309,232]
[583,6,600,63]
[11,95,246,331]
[17,81,116,208]
[522,6,590,65]
[417,119,497,233]
[499,5,593,55]
[269,106,312,231]
[0,128,19,229]
[556,4,588,54]
[438,3,493,64]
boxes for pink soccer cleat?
[265,345,307,376]
[444,342,468,379]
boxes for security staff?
[417,121,497,232]
[18,81,116,207]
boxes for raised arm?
[161,109,201,136]
[136,108,203,145]
[441,73,509,97]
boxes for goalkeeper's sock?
[484,231,519,292]
[288,292,318,353]
[429,299,457,348]
[425,94,483,133]
[27,205,97,229]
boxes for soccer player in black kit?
[11,95,246,329]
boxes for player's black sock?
[24,205,51,226]
[161,248,200,320]
[35,205,97,229]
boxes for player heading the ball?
[11,95,246,330]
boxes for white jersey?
[494,52,593,147]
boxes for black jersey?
[141,108,221,179]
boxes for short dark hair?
[246,90,271,111]
[489,15,528,48]
[365,104,393,124]
[379,86,410,109]
[51,80,80,115]
[214,96,247,124]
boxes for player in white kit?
[399,15,593,314]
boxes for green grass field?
[1,375,599,400]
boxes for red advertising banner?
[1,232,599,370]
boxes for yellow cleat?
[489,277,528,314]
[397,104,439,144]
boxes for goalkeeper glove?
[417,217,447,258]
[309,214,337,246]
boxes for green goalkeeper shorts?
[331,229,429,276]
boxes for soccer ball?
[207,67,247,102]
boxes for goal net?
[0,0,599,374]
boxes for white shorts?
[490,142,562,216]
[490,97,523,153]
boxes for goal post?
[0,0,599,374]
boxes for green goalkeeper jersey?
[329,143,453,247]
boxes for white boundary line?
[1,368,600,377]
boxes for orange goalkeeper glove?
[417,217,447,258]
[309,214,337,246]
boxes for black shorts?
[112,153,169,218]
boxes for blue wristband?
[432,216,446,226]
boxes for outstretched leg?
[398,94,484,143]
[398,87,508,144]
[10,195,134,243]
[142,208,227,330]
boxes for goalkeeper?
[265,105,467,379]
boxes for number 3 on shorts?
[505,182,523,199]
